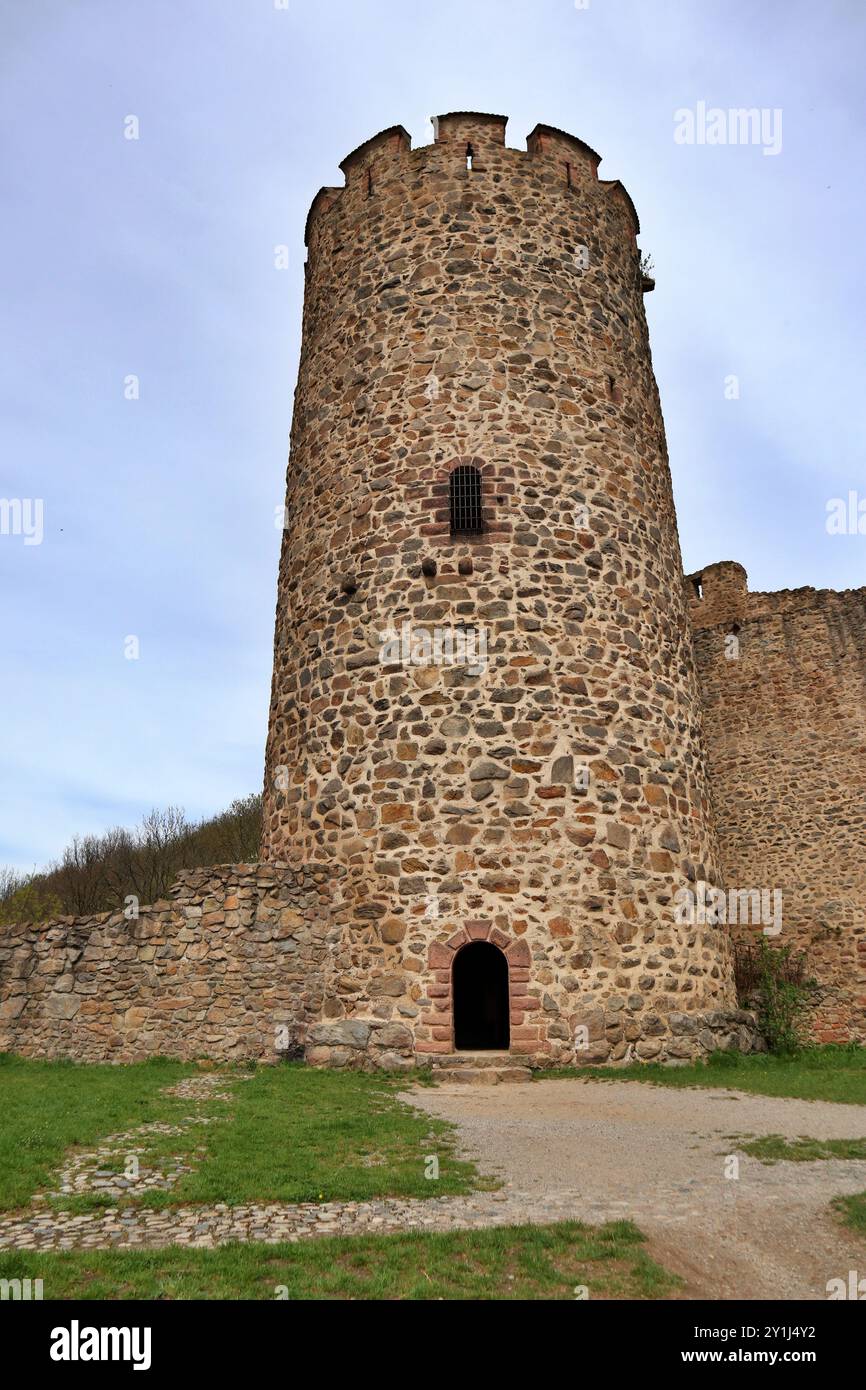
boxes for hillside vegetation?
[0,795,262,925]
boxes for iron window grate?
[449,465,484,537]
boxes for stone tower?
[262,114,748,1070]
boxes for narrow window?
[693,575,704,600]
[565,161,572,188]
[450,464,484,537]
[366,166,373,198]
[466,142,474,171]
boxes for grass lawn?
[136,1062,482,1210]
[0,1054,193,1211]
[736,1134,866,1164]
[833,1192,866,1237]
[0,1219,679,1300]
[6,1048,866,1300]
[0,1056,482,1213]
[544,1046,866,1105]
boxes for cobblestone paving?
[0,1191,614,1252]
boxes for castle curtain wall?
[0,865,351,1063]
[690,568,866,1043]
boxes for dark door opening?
[453,941,510,1051]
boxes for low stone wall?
[301,1006,763,1071]
[0,863,343,1062]
[588,1005,764,1065]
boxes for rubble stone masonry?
[689,564,866,1043]
[0,865,345,1063]
[259,113,746,1067]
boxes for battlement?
[687,560,866,629]
[338,124,411,187]
[686,561,748,627]
[526,123,601,179]
[303,111,641,246]
[432,111,508,146]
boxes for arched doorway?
[452,941,510,1051]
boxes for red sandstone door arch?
[452,941,510,1051]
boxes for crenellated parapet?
[686,560,866,632]
[525,123,601,182]
[303,112,644,251]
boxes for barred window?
[449,465,483,537]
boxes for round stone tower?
[262,113,745,1070]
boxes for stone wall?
[689,567,866,1042]
[0,856,761,1067]
[0,864,342,1063]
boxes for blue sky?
[1,0,863,870]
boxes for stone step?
[429,1051,515,1070]
[432,1065,533,1085]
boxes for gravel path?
[408,1078,866,1299]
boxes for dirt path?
[408,1078,866,1300]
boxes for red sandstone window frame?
[421,457,513,546]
